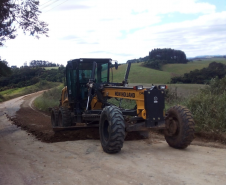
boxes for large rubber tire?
[51,107,59,127]
[58,106,72,127]
[164,105,195,149]
[99,106,125,154]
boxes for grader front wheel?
[99,106,125,154]
[58,106,72,127]
[164,105,195,149]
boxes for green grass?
[162,58,226,75]
[0,81,61,102]
[33,84,64,112]
[183,77,226,133]
[44,67,59,70]
[112,58,226,84]
[112,63,171,84]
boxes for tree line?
[171,62,226,84]
[30,60,63,67]
[0,67,65,91]
[126,56,149,64]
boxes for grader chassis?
[51,58,195,154]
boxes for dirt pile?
[8,106,146,143]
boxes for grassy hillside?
[112,58,226,84]
[112,63,171,84]
[162,58,226,75]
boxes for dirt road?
[0,92,226,185]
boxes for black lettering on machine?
[115,92,135,98]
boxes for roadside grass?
[0,81,61,102]
[162,58,226,75]
[33,84,64,112]
[184,77,226,134]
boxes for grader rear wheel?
[99,106,125,154]
[164,105,195,149]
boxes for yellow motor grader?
[51,58,195,154]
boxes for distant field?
[162,58,226,75]
[44,67,59,70]
[112,63,171,84]
[111,57,226,84]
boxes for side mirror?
[115,61,118,70]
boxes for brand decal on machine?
[115,92,135,98]
[154,96,158,103]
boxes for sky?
[0,0,226,67]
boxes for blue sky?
[0,0,226,67]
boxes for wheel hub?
[165,117,178,136]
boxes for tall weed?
[185,77,226,133]
[33,84,64,111]
[165,87,186,109]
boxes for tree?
[0,58,11,77]
[144,48,188,70]
[0,0,48,46]
[148,48,187,64]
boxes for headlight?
[133,85,143,90]
[158,85,167,90]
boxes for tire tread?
[100,106,125,154]
[165,105,195,149]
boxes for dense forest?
[144,48,188,69]
[171,62,226,84]
[0,67,65,91]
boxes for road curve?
[0,92,226,185]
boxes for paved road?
[0,92,226,185]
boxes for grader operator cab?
[51,58,195,154]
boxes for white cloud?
[0,0,224,67]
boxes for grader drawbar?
[51,58,195,154]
